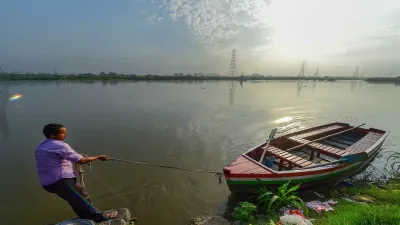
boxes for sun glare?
[264,0,388,58]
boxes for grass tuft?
[314,179,400,225]
[313,201,400,225]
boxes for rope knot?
[215,172,223,184]
[74,162,92,187]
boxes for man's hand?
[77,155,110,164]
[97,155,110,161]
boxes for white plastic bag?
[280,214,313,225]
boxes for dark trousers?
[43,178,106,222]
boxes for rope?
[74,162,92,188]
[109,157,224,184]
[73,157,224,187]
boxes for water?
[0,80,399,225]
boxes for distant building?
[251,73,264,78]
[206,73,220,76]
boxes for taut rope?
[74,158,224,186]
[108,157,224,184]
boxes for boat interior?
[245,123,385,171]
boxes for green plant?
[252,185,274,209]
[232,201,258,222]
[253,181,308,215]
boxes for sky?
[0,0,399,76]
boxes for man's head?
[43,123,67,140]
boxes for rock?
[97,219,129,225]
[342,197,367,204]
[190,216,230,225]
[376,183,386,189]
[97,208,133,225]
[350,195,374,203]
[52,208,134,225]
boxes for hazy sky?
[1,0,399,76]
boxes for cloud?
[145,0,400,75]
[152,0,273,54]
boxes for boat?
[223,122,389,193]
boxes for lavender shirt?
[35,138,83,186]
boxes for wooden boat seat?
[344,132,383,155]
[289,131,384,158]
[288,137,347,158]
[262,146,315,171]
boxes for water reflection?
[350,80,357,92]
[227,80,237,106]
[312,81,317,92]
[296,80,304,96]
[350,80,365,92]
[273,116,294,124]
[0,83,10,137]
[0,80,399,225]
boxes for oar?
[259,128,278,163]
[286,123,366,152]
[298,152,369,170]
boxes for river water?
[0,80,399,225]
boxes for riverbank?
[0,74,363,81]
[365,77,400,83]
[219,176,400,225]
[311,178,400,225]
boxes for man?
[35,123,117,222]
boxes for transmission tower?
[297,61,305,96]
[298,61,305,77]
[0,65,5,74]
[314,66,319,77]
[353,66,359,78]
[227,49,238,106]
[229,49,237,77]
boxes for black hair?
[43,123,65,138]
